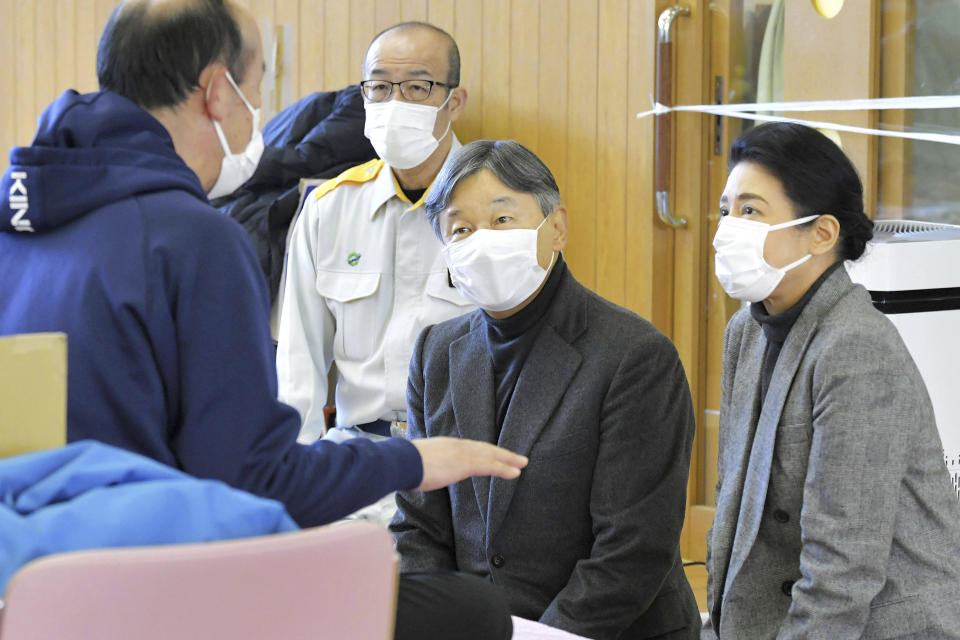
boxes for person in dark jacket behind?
[213,86,376,303]
[0,2,524,638]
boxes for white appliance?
[845,220,960,501]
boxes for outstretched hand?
[412,437,529,492]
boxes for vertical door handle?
[655,5,690,228]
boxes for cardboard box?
[0,332,67,457]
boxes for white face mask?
[363,89,452,170]
[207,71,264,200]
[442,215,555,312]
[713,214,819,302]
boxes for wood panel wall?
[783,0,880,216]
[1,0,117,176]
[0,0,664,321]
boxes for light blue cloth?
[0,440,298,592]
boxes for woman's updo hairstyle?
[728,123,874,261]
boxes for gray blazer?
[704,267,960,639]
[391,268,700,640]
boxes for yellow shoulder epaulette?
[311,159,385,202]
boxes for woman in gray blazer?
[703,123,960,639]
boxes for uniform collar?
[367,133,462,219]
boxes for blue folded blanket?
[0,440,298,592]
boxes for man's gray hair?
[425,140,562,238]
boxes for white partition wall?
[847,221,960,501]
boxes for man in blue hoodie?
[0,1,524,637]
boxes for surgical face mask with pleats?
[442,214,555,312]
[713,214,820,302]
[207,71,264,200]
[363,89,453,170]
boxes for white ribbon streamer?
[636,94,960,146]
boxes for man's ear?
[201,64,230,122]
[446,87,468,123]
[809,214,840,256]
[550,206,569,252]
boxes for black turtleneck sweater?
[482,254,567,432]
[750,261,842,402]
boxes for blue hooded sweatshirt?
[0,90,422,526]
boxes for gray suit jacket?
[391,268,700,640]
[704,267,960,639]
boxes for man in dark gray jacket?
[391,140,700,640]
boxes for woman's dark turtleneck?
[482,254,567,432]
[750,261,842,402]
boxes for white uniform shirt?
[277,139,473,441]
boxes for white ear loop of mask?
[207,70,260,154]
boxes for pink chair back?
[0,522,397,640]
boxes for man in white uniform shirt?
[278,22,473,442]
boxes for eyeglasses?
[360,79,454,103]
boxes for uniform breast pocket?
[315,269,381,360]
[424,270,473,321]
